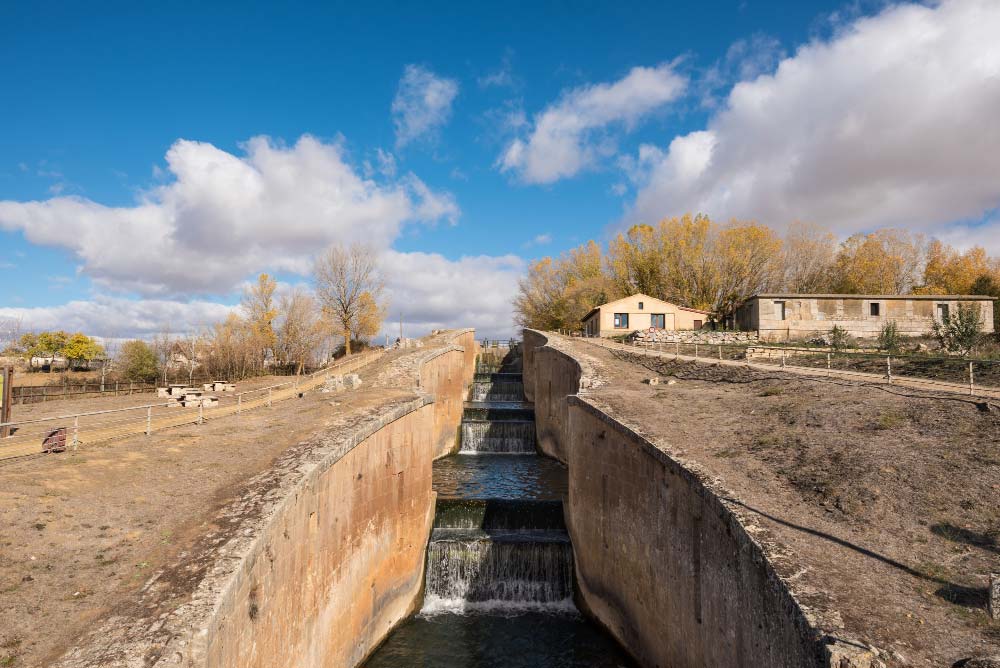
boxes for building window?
[870,303,880,317]
[651,314,665,329]
[774,300,786,320]
[694,319,703,330]
[613,313,629,329]
[638,301,644,310]
[937,303,950,321]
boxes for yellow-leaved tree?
[831,229,926,294]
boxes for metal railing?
[0,350,383,462]
[581,336,1000,400]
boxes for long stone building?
[734,293,996,341]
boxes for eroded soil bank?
[563,337,1000,667]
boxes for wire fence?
[582,337,1000,400]
[0,350,383,462]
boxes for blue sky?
[2,0,1000,338]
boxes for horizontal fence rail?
[579,336,1000,401]
[0,350,383,462]
[11,382,158,405]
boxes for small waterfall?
[469,380,525,402]
[434,499,566,532]
[422,531,574,614]
[460,420,535,454]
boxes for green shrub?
[118,340,159,382]
[877,320,902,354]
[932,303,984,356]
[829,325,852,351]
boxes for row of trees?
[514,215,1000,331]
[0,243,390,383]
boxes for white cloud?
[499,63,687,184]
[0,295,233,339]
[0,134,459,296]
[381,250,525,339]
[392,64,459,148]
[522,233,552,248]
[626,0,1000,243]
[479,51,517,89]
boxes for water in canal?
[362,345,635,668]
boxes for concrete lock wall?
[197,335,476,668]
[523,329,831,668]
[523,329,580,463]
[418,329,477,458]
[204,399,437,668]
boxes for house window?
[650,314,665,329]
[936,303,950,321]
[613,313,629,329]
[774,300,786,320]
[870,303,880,317]
[694,319,703,330]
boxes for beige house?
[581,294,712,337]
[734,293,996,342]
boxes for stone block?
[344,373,363,390]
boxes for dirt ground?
[565,339,1000,667]
[0,351,413,668]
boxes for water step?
[434,499,566,532]
[462,403,534,421]
[422,529,574,613]
[473,372,523,383]
[460,419,535,454]
[468,380,525,403]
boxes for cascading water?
[460,420,535,454]
[422,530,574,613]
[469,380,526,402]
[362,342,634,667]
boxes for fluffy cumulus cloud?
[626,0,1000,247]
[392,64,460,148]
[499,63,687,184]
[381,250,525,339]
[0,135,459,296]
[0,295,233,339]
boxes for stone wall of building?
[738,295,995,342]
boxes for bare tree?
[276,288,325,374]
[313,243,386,355]
[152,327,173,385]
[241,273,278,371]
[0,316,23,355]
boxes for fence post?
[886,356,892,385]
[969,361,974,396]
[695,343,698,358]
[826,353,832,377]
[781,350,786,368]
[675,341,680,360]
[237,393,242,415]
[146,406,152,436]
[267,387,272,408]
[72,415,79,450]
[718,345,723,361]
[198,401,204,425]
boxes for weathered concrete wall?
[522,329,580,463]
[57,331,476,668]
[205,399,436,668]
[419,329,477,458]
[567,397,821,668]
[523,329,859,668]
